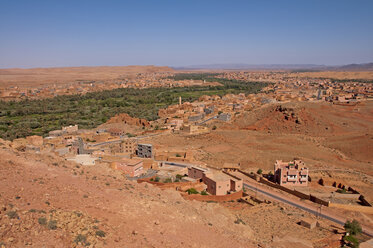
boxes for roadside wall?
[137,177,204,190]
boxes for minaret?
[179,96,182,105]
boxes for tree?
[212,125,217,130]
[257,168,263,175]
[344,220,362,235]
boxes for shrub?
[154,177,160,182]
[201,190,208,195]
[176,174,184,180]
[47,220,58,230]
[212,125,217,130]
[95,230,106,238]
[257,169,263,175]
[344,220,362,235]
[6,210,18,219]
[38,217,47,225]
[163,178,172,183]
[337,188,348,194]
[344,234,359,248]
[74,234,87,244]
[186,188,199,195]
[175,153,181,157]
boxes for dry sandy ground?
[0,66,174,87]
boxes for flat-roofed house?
[111,158,144,177]
[188,166,243,195]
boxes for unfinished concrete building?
[137,143,153,158]
[274,159,309,186]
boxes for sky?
[0,0,372,68]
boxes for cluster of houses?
[12,121,312,196]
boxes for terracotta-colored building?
[274,160,309,186]
[111,158,144,177]
[188,166,243,195]
[188,166,207,181]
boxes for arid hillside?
[0,66,174,87]
[0,139,256,248]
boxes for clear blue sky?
[0,0,372,68]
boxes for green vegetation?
[186,188,199,195]
[154,176,160,182]
[95,230,106,238]
[343,235,359,248]
[74,234,90,246]
[201,190,208,195]
[337,188,348,194]
[6,210,18,219]
[257,168,263,175]
[0,73,266,140]
[343,220,362,248]
[344,220,362,236]
[163,178,172,183]
[47,220,58,230]
[175,153,182,157]
[175,174,184,180]
[38,217,47,225]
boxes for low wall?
[182,190,243,202]
[137,177,203,190]
[329,203,373,214]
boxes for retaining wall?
[181,190,243,202]
[137,177,203,190]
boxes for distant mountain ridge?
[174,62,373,71]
